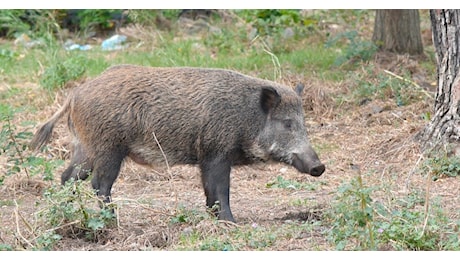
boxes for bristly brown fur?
[30,64,324,222]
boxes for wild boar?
[30,65,325,222]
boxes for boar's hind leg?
[200,157,235,222]
[91,149,126,203]
[61,143,93,185]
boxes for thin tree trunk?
[416,10,460,151]
[372,10,424,55]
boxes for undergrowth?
[0,104,63,184]
[324,172,459,250]
[421,148,460,181]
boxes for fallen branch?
[383,69,433,99]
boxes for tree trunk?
[372,9,424,55]
[416,10,460,151]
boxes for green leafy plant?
[170,205,211,225]
[344,66,422,106]
[422,151,460,180]
[0,10,62,44]
[325,174,460,250]
[326,30,378,67]
[0,104,63,184]
[76,9,129,33]
[39,54,86,91]
[2,176,114,250]
[375,191,460,250]
[0,10,33,37]
[237,9,306,37]
[325,173,377,250]
[0,105,31,178]
[176,221,278,251]
[34,231,63,251]
[37,178,116,243]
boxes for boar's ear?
[295,83,305,96]
[260,86,281,114]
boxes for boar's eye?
[283,119,293,130]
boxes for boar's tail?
[29,95,72,151]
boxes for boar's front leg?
[200,156,235,222]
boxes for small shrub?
[325,174,377,250]
[0,10,62,42]
[170,205,211,225]
[0,104,63,183]
[39,54,86,91]
[0,10,31,37]
[37,178,116,243]
[376,193,460,250]
[325,174,460,250]
[345,66,422,106]
[34,231,63,251]
[76,10,128,33]
[325,30,378,67]
[422,151,460,181]
[237,10,299,36]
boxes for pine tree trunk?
[372,10,424,55]
[416,10,460,151]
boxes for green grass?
[0,27,344,89]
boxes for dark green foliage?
[0,10,35,37]
[75,9,129,33]
[0,10,61,40]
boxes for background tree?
[416,10,460,152]
[372,9,424,55]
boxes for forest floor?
[1,11,459,252]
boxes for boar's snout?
[309,163,325,176]
[292,153,325,177]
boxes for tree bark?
[416,10,460,151]
[372,10,424,55]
